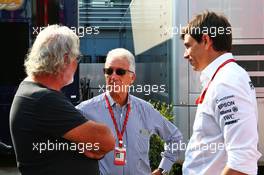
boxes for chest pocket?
[193,108,221,137]
[136,129,151,155]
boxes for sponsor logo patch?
[216,95,234,104]
[249,81,255,90]
[220,109,232,115]
[232,106,238,112]
[218,101,235,110]
[225,119,239,125]
[223,114,235,121]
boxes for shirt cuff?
[227,149,261,175]
[158,157,174,172]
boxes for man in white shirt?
[181,11,262,175]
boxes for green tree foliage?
[149,100,181,175]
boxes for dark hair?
[181,11,232,52]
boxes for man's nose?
[109,71,120,81]
[184,50,190,59]
[111,70,120,77]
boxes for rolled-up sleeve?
[149,106,183,172]
[215,82,261,174]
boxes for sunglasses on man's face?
[103,68,134,76]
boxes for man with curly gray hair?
[10,25,115,175]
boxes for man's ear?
[63,53,70,64]
[130,73,136,84]
[202,34,212,50]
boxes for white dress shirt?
[183,53,262,175]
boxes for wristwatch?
[158,168,169,175]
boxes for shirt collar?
[104,91,132,108]
[200,52,234,88]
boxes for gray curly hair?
[24,24,80,76]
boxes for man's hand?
[152,168,162,175]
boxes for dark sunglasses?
[103,68,134,76]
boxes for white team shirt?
[183,53,262,175]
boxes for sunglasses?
[103,68,134,76]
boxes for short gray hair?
[106,48,135,73]
[24,24,80,76]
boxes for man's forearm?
[84,150,106,160]
[63,121,115,156]
[221,166,247,175]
